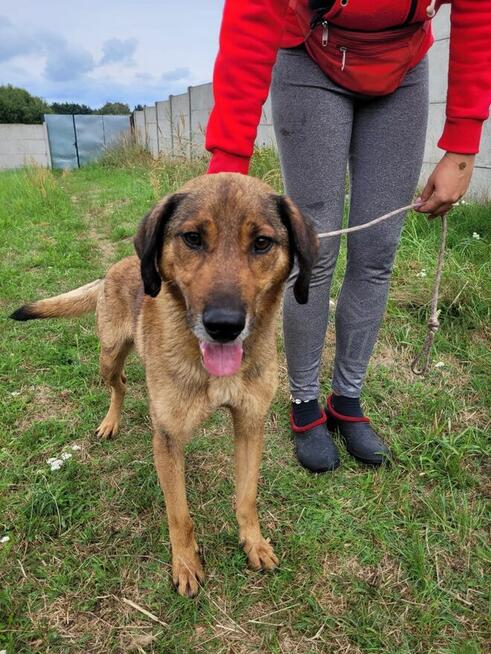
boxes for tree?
[97,102,131,115]
[51,102,94,115]
[0,85,52,124]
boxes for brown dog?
[11,173,318,597]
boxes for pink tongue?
[200,341,243,377]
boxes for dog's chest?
[207,375,244,409]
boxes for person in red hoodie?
[206,0,491,472]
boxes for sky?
[1,1,225,109]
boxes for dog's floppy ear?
[134,193,186,297]
[274,195,319,304]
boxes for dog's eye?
[253,236,273,254]
[181,232,202,249]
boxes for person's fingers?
[420,179,434,202]
[428,202,454,220]
[415,178,434,212]
[418,191,444,215]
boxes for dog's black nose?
[202,306,246,343]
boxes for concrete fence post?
[169,91,191,158]
[188,86,193,159]
[143,105,158,157]
[155,101,160,154]
[42,122,52,168]
[156,100,172,155]
[188,82,214,157]
[169,95,174,156]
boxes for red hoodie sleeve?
[438,0,491,154]
[206,0,290,174]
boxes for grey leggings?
[271,47,429,400]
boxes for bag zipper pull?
[339,46,347,71]
[321,20,329,47]
[426,0,437,18]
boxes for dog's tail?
[10,279,104,322]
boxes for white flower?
[417,270,427,278]
[10,391,21,397]
[472,232,480,240]
[47,448,78,470]
[47,458,64,471]
[0,648,7,653]
[0,536,10,544]
[434,361,445,368]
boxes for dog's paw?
[95,415,120,439]
[172,551,205,598]
[242,537,279,572]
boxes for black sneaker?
[290,408,340,473]
[325,394,390,466]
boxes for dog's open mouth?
[199,341,243,377]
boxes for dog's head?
[134,173,318,377]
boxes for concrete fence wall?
[133,4,490,199]
[135,83,275,161]
[0,124,51,169]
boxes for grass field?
[0,149,489,653]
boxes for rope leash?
[317,203,447,375]
[410,214,447,375]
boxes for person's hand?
[415,152,475,219]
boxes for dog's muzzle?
[202,306,246,343]
[193,304,248,378]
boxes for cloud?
[45,47,95,82]
[134,72,153,82]
[0,16,95,83]
[100,37,138,66]
[0,15,38,62]
[0,14,198,108]
[161,68,190,83]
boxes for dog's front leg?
[152,430,204,597]
[231,408,279,571]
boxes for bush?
[0,85,52,124]
[96,102,131,115]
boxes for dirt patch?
[470,326,490,347]
[79,198,131,261]
[16,384,78,432]
[453,404,490,433]
[87,225,117,261]
[31,592,162,653]
[370,341,416,383]
[279,631,363,654]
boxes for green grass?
[0,151,489,653]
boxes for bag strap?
[308,0,335,10]
[292,0,429,33]
[404,0,419,25]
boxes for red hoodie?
[206,0,491,174]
